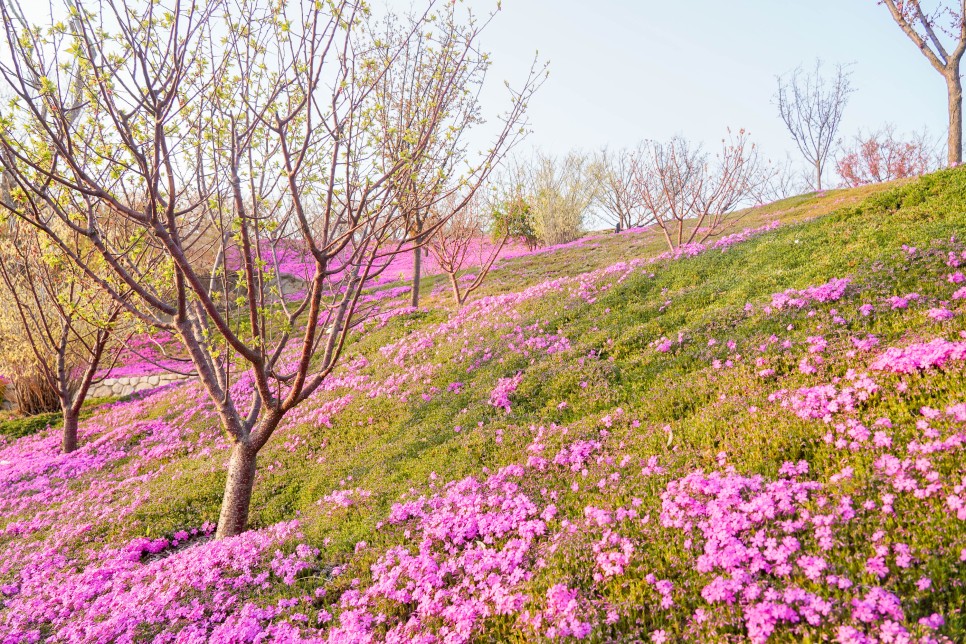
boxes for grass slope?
[1,171,965,642]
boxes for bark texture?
[410,244,422,308]
[947,71,963,165]
[61,409,79,453]
[215,441,258,539]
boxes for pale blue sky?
[467,0,944,174]
[10,0,946,183]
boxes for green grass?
[0,395,119,440]
[7,168,966,640]
[0,412,62,440]
[125,169,966,538]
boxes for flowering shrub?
[836,126,934,187]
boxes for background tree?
[0,308,60,416]
[878,0,966,165]
[490,180,537,250]
[775,60,854,191]
[427,178,533,307]
[426,190,501,307]
[488,162,538,249]
[0,0,539,538]
[594,146,647,232]
[0,225,125,452]
[526,151,597,246]
[632,129,770,251]
[759,155,804,203]
[371,10,543,308]
[836,125,937,186]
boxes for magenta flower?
[489,373,523,413]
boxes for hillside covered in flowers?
[2,170,966,642]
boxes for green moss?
[0,412,62,440]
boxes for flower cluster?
[490,373,524,413]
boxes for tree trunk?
[947,70,963,166]
[215,441,258,539]
[410,243,422,308]
[815,160,822,192]
[61,407,79,453]
[448,272,463,308]
[208,241,227,299]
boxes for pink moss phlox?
[771,278,851,311]
[489,373,524,413]
[870,338,966,374]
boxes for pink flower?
[799,357,818,375]
[871,338,966,374]
[771,278,850,310]
[851,335,879,351]
[489,373,523,412]
[919,613,944,629]
[927,307,955,321]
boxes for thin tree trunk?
[947,70,963,166]
[815,160,822,192]
[448,272,463,308]
[61,406,79,453]
[208,242,227,299]
[215,441,258,539]
[410,242,422,308]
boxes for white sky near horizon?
[447,0,948,184]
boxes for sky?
[6,0,949,186]
[458,0,947,178]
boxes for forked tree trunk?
[215,441,258,539]
[448,272,465,308]
[947,70,963,166]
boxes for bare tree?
[427,183,529,307]
[775,61,854,191]
[632,130,769,251]
[0,226,125,452]
[836,124,937,186]
[759,155,804,203]
[0,0,539,538]
[372,12,479,310]
[372,11,544,308]
[594,146,647,231]
[878,0,966,165]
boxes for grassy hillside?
[2,171,966,642]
